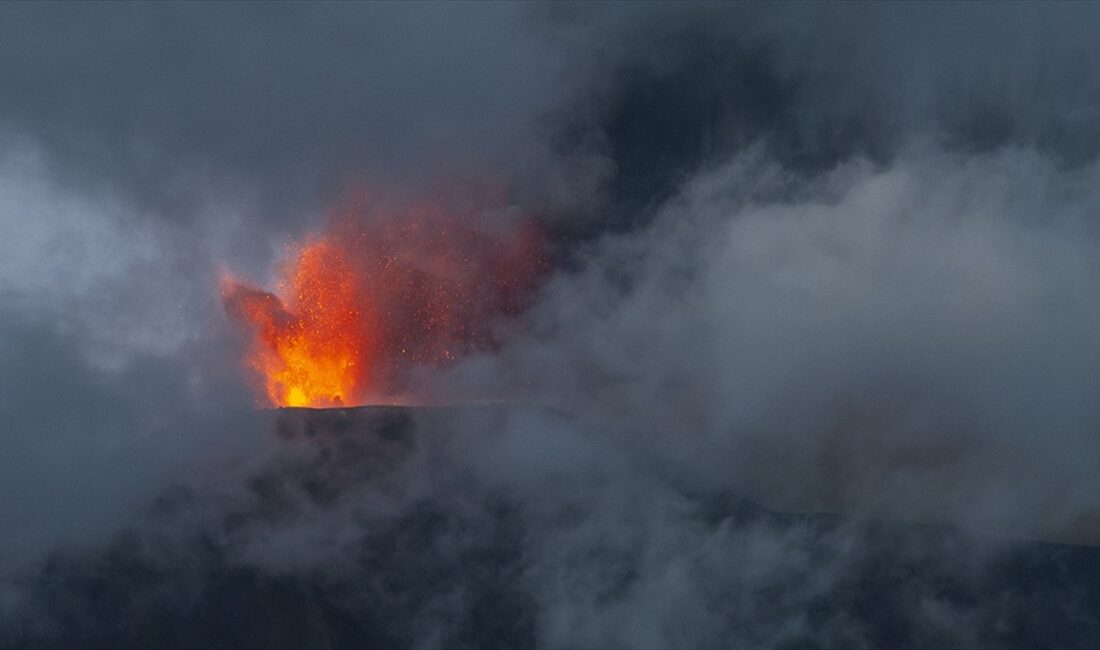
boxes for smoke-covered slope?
[5,407,1100,649]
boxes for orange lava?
[222,195,548,408]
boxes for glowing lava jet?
[222,196,548,408]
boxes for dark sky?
[4,3,1100,647]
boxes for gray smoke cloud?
[476,146,1100,541]
[4,2,1100,648]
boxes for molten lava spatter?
[222,236,377,408]
[222,196,548,408]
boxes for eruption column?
[223,196,547,407]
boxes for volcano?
[6,406,1100,649]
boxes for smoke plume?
[4,3,1100,647]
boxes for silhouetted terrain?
[4,407,1100,649]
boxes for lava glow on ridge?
[222,195,548,408]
